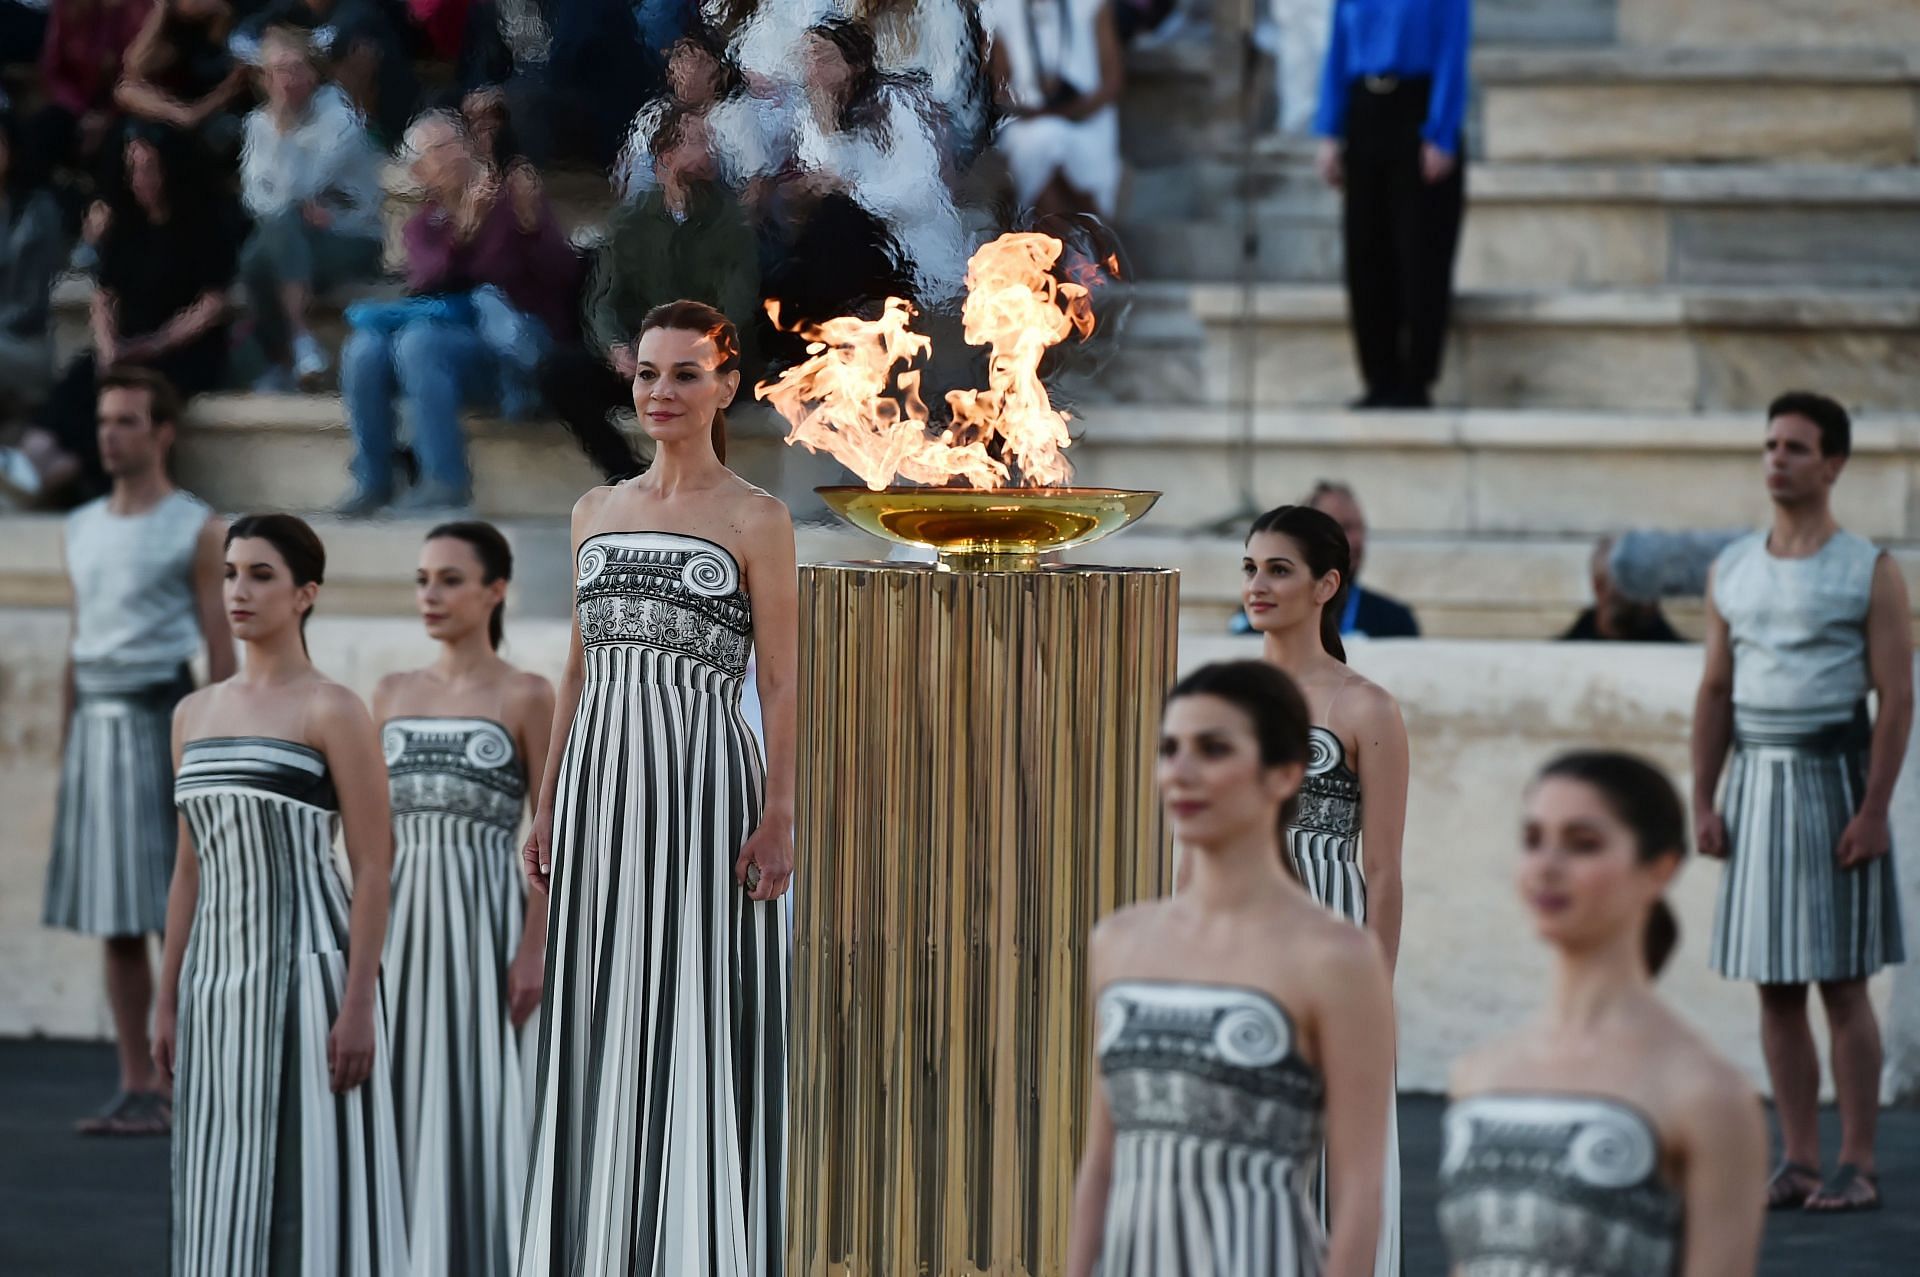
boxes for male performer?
[1694,391,1912,1213]
[42,367,234,1135]
[1313,0,1470,409]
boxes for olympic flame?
[755,232,1100,490]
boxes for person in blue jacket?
[1313,0,1470,410]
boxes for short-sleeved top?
[98,205,236,344]
[66,489,209,679]
[1712,528,1880,721]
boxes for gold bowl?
[818,486,1161,572]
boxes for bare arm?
[1352,686,1408,971]
[153,699,203,1081]
[1690,566,1735,859]
[1317,928,1395,1277]
[1676,1073,1767,1277]
[123,290,226,361]
[507,674,557,1025]
[311,683,393,1092]
[191,515,236,683]
[89,287,121,363]
[738,496,798,900]
[1838,555,1914,868]
[525,493,602,892]
[1064,933,1117,1277]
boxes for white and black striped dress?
[1284,725,1401,1276]
[172,736,408,1277]
[1096,981,1327,1275]
[1709,529,1906,983]
[383,716,534,1277]
[518,531,787,1277]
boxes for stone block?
[1695,328,1920,413]
[1454,324,1700,411]
[1459,204,1669,289]
[1619,0,1920,48]
[1483,83,1918,164]
[1672,207,1920,289]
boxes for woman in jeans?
[335,110,579,517]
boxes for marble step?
[1059,405,1920,540]
[1618,0,1920,49]
[1478,46,1920,164]
[1089,282,1920,411]
[1119,161,1920,288]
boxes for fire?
[755,232,1098,491]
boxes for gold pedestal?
[792,562,1178,1277]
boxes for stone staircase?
[8,0,1920,639]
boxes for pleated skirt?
[43,665,192,936]
[386,816,535,1277]
[1711,707,1906,984]
[517,651,788,1276]
[1285,834,1401,1277]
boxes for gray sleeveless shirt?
[1712,528,1880,722]
[65,490,209,684]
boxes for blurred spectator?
[335,109,579,515]
[1314,0,1469,410]
[231,0,418,145]
[1254,0,1330,134]
[1309,478,1420,636]
[0,112,63,427]
[866,0,990,162]
[1607,527,1744,604]
[542,0,655,166]
[1560,535,1683,643]
[239,26,385,392]
[25,128,234,506]
[984,0,1124,219]
[458,83,524,169]
[19,0,153,211]
[543,106,758,479]
[0,1,47,70]
[765,16,969,340]
[617,24,780,200]
[116,0,252,157]
[408,0,475,59]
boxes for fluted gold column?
[791,563,1178,1277]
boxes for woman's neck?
[646,436,729,496]
[1179,828,1296,916]
[431,630,504,686]
[239,631,314,684]
[1548,930,1653,1034]
[1260,617,1332,676]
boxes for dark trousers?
[537,344,645,480]
[1340,77,1465,401]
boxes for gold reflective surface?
[792,563,1179,1276]
[816,487,1162,572]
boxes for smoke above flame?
[755,232,1104,491]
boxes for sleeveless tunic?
[1284,725,1401,1276]
[1438,1093,1683,1277]
[44,489,208,935]
[1709,529,1905,982]
[517,531,788,1277]
[1095,981,1327,1275]
[171,736,407,1277]
[383,716,534,1277]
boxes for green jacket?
[585,182,761,365]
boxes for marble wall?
[2,610,1914,1099]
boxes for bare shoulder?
[372,668,419,706]
[503,666,556,716]
[1090,899,1170,958]
[306,677,374,737]
[1656,1020,1757,1132]
[173,684,217,735]
[1340,674,1405,735]
[1304,908,1389,980]
[569,484,616,536]
[735,485,793,533]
